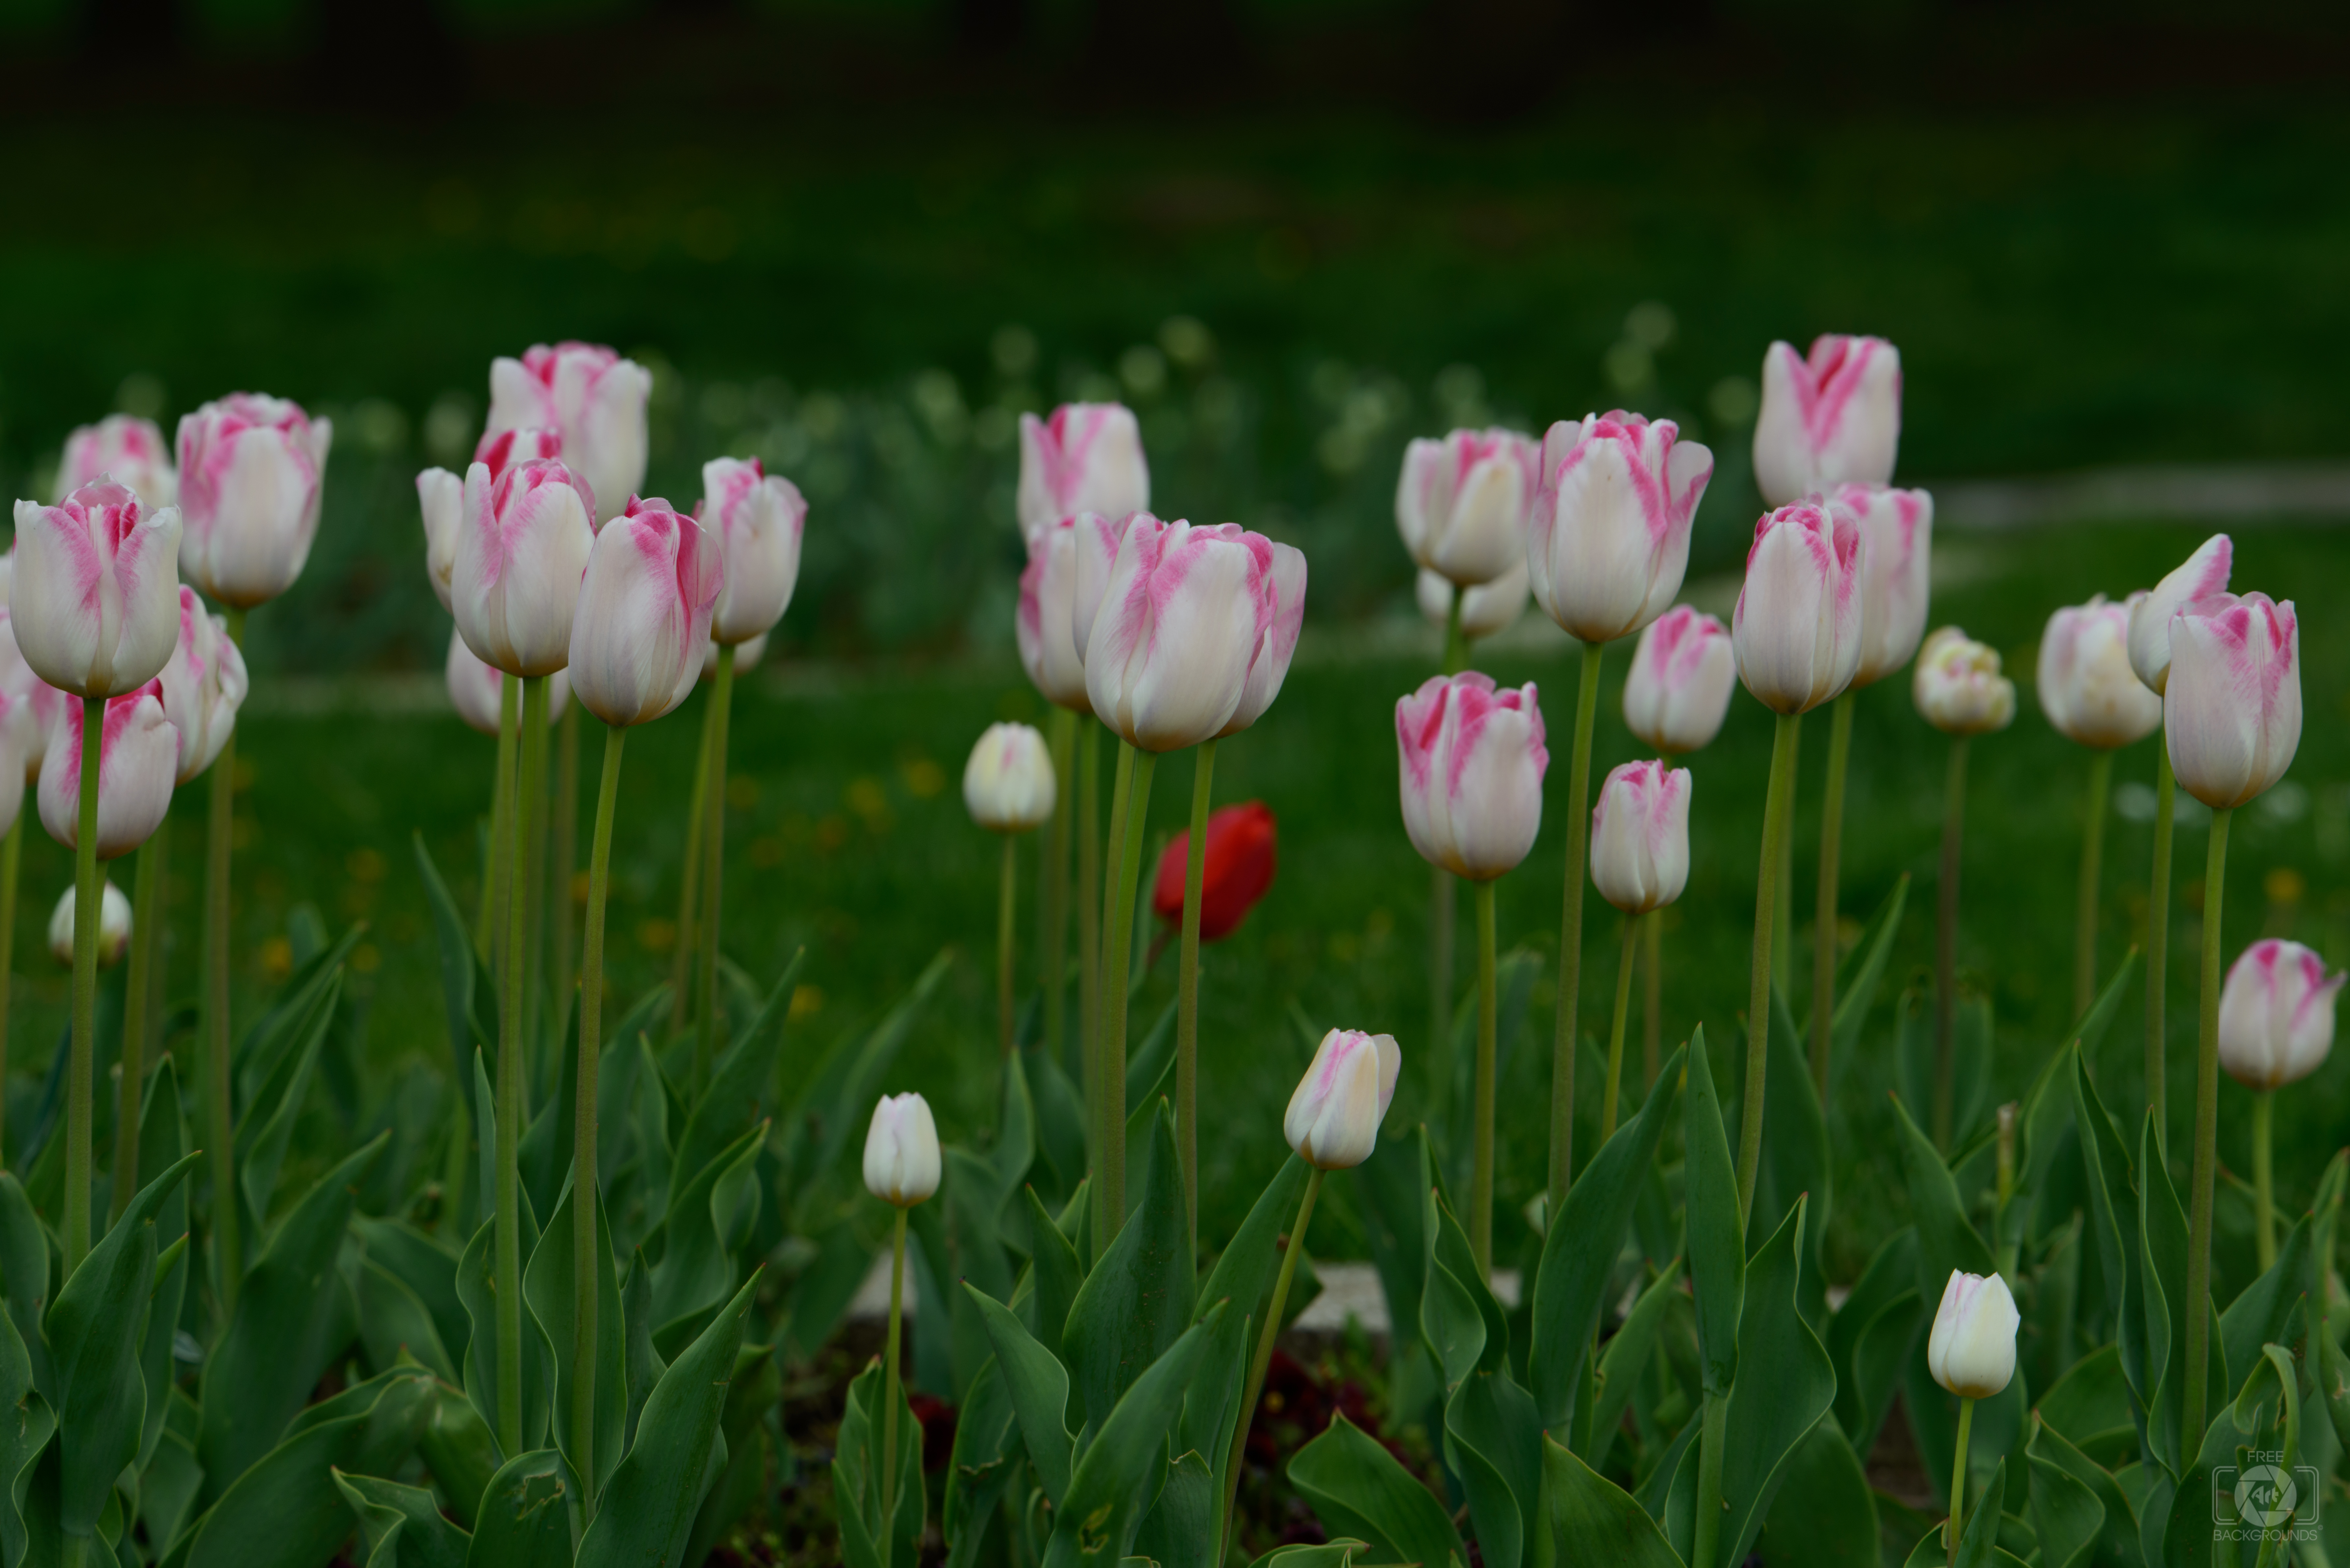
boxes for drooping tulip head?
[155,586,248,784]
[48,881,131,969]
[1527,412,1713,645]
[1731,498,1866,716]
[698,457,807,646]
[1417,563,1530,643]
[38,683,177,860]
[1284,1028,1402,1170]
[1017,518,1089,710]
[2038,595,2162,750]
[444,627,570,737]
[1589,760,1691,914]
[1834,482,1934,687]
[1395,427,1542,589]
[1913,627,2017,737]
[1752,334,1902,508]
[1016,403,1150,542]
[863,1092,941,1207]
[487,343,651,529]
[566,496,724,728]
[2126,533,2231,697]
[452,458,597,678]
[1927,1269,2019,1399]
[2165,592,2300,811]
[963,722,1057,833]
[174,392,332,609]
[10,481,184,698]
[2218,939,2343,1091]
[1152,800,1277,942]
[60,414,178,508]
[1396,672,1547,882]
[1622,605,1735,757]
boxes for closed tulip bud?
[488,343,651,529]
[963,722,1056,832]
[1017,403,1150,541]
[699,458,806,645]
[567,497,723,729]
[863,1092,940,1207]
[174,393,332,609]
[1395,428,1541,588]
[48,881,131,970]
[1396,672,1547,882]
[1416,564,1529,642]
[420,429,564,613]
[2165,592,2300,811]
[700,630,766,681]
[156,587,248,784]
[2218,939,2343,1091]
[1834,483,1934,687]
[1731,499,1866,715]
[445,628,570,737]
[60,414,177,508]
[1528,412,1713,645]
[1589,760,1691,914]
[1017,519,1088,709]
[1622,606,1735,756]
[1927,1269,2019,1399]
[452,458,597,678]
[1752,335,1902,508]
[2126,533,2231,696]
[39,684,177,860]
[2037,595,2161,750]
[1284,1028,1402,1170]
[1152,800,1277,941]
[1913,627,2016,736]
[11,482,184,698]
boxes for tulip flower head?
[1622,605,1735,756]
[445,628,571,737]
[2218,939,2343,1091]
[487,343,652,529]
[1284,1028,1402,1170]
[863,1092,941,1207]
[1017,518,1089,709]
[421,428,564,613]
[1527,412,1713,645]
[1396,672,1547,882]
[38,683,176,860]
[1927,1269,2019,1399]
[452,458,597,678]
[1834,483,1934,687]
[1731,498,1866,716]
[1416,564,1529,643]
[1752,335,1902,508]
[1913,627,2017,737]
[1016,403,1150,542]
[156,586,248,785]
[174,392,332,609]
[60,414,178,509]
[1152,800,1277,942]
[1395,427,1542,589]
[11,481,184,699]
[48,881,131,970]
[2165,592,2300,811]
[963,722,1056,833]
[698,457,806,646]
[566,497,724,729]
[1589,760,1691,914]
[0,557,67,782]
[2126,532,2231,697]
[2038,595,2162,750]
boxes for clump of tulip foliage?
[0,323,2331,1568]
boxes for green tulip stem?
[206,605,247,1314]
[2183,803,2233,1457]
[1933,734,1971,1152]
[1041,706,1076,1070]
[112,821,166,1226]
[1221,1164,1324,1564]
[695,644,736,1096]
[1548,638,1604,1217]
[1736,711,1802,1224]
[0,808,19,1168]
[1600,910,1639,1148]
[65,693,101,1275]
[2147,744,2177,1147]
[667,693,713,1035]
[1096,742,1156,1240]
[997,833,1018,1062]
[1947,1394,1977,1552]
[1775,713,1802,998]
[1429,586,1468,1143]
[2253,1088,2276,1273]
[1812,690,1854,1098]
[1692,1386,1731,1568]
[552,698,580,1047]
[1075,721,1102,1090]
[496,674,547,1458]
[486,673,519,976]
[1473,878,1498,1278]
[1177,738,1217,1243]
[1642,909,1663,1092]
[521,669,553,1091]
[2074,749,2114,1022]
[1442,580,1468,677]
[572,719,624,1512]
[880,1203,910,1568]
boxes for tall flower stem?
[1220,1166,1324,1563]
[552,701,580,1043]
[2252,1088,2276,1272]
[496,675,548,1458]
[695,644,736,1096]
[880,1205,909,1568]
[572,720,624,1511]
[996,834,1018,1061]
[1946,1395,1977,1551]
[1040,708,1076,1070]
[1091,740,1133,1244]
[1176,739,1217,1241]
[2182,804,2232,1457]
[1429,588,1468,1129]
[667,696,713,1035]
[1642,910,1663,1092]
[1691,1387,1731,1568]
[0,810,19,1167]
[205,606,247,1311]
[1775,715,1802,996]
[486,676,520,978]
[522,674,553,1088]
[2146,746,2177,1146]
[1075,723,1102,1093]
[1548,638,1604,1217]
[1933,735,1971,1152]
[65,694,101,1274]
[1601,912,1638,1146]
[1811,691,1854,1097]
[112,822,166,1226]
[1472,879,1498,1277]
[1736,712,1801,1223]
[2074,749,2115,1021]
[1442,582,1467,676]
[1096,743,1157,1239]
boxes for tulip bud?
[1152,800,1277,942]
[156,587,249,785]
[487,343,651,529]
[11,482,184,698]
[1927,1269,2019,1399]
[420,429,564,614]
[1284,1028,1402,1170]
[452,458,597,678]
[48,881,131,970]
[1752,335,1902,508]
[1395,428,1541,588]
[1071,510,1135,660]
[1835,483,1934,687]
[2126,533,2231,696]
[1396,672,1547,882]
[1217,538,1307,740]
[567,497,724,729]
[963,722,1056,833]
[1622,606,1735,756]
[2037,595,2161,750]
[39,684,177,860]
[60,414,178,508]
[701,631,766,681]
[446,628,571,737]
[1589,760,1691,914]
[2218,939,2343,1091]
[0,564,64,784]
[2165,592,2300,811]
[1416,564,1529,642]
[1016,404,1150,541]
[698,458,806,646]
[1527,412,1713,645]
[1731,498,1866,715]
[1017,518,1088,710]
[174,393,333,609]
[1912,627,2017,737]
[863,1092,941,1207]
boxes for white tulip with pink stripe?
[59,414,178,509]
[2038,595,2161,750]
[1622,606,1735,756]
[1752,334,1902,507]
[1016,403,1149,542]
[2218,938,2343,1091]
[698,457,807,646]
[445,628,570,737]
[566,497,723,729]
[38,684,176,859]
[2126,532,2231,696]
[155,586,248,785]
[2164,591,2299,810]
[10,481,183,699]
[452,458,597,678]
[1590,760,1691,914]
[1527,411,1712,645]
[1395,671,1547,882]
[1396,427,1541,588]
[1834,482,1934,686]
[175,392,332,609]
[420,427,562,612]
[1284,1028,1401,1170]
[487,342,651,529]
[1731,498,1866,715]
[1017,518,1088,709]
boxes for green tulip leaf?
[828,1356,922,1568]
[353,1216,468,1368]
[968,1283,1074,1504]
[1711,1195,1837,1568]
[131,1052,189,1472]
[1588,1257,1683,1476]
[1541,1432,1680,1568]
[1130,1447,1215,1568]
[1747,989,1830,1317]
[1022,1186,1085,1353]
[643,1119,764,1353]
[358,1257,459,1385]
[1062,1102,1193,1444]
[1682,1026,1742,1395]
[454,1192,553,1462]
[520,1175,627,1495]
[943,1356,1022,1568]
[1290,1410,1468,1568]
[463,1449,579,1568]
[1820,874,1910,1078]
[0,1277,54,1568]
[1827,1225,1921,1450]
[235,966,341,1235]
[1197,1152,1311,1339]
[2027,1415,2145,1568]
[668,948,803,1204]
[0,1174,54,1406]
[333,1468,473,1568]
[1753,1414,1878,1568]
[1042,1303,1225,1568]
[416,1372,499,1532]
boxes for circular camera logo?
[2235,1465,2300,1528]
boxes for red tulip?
[1152,801,1276,942]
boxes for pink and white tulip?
[10,481,184,698]
[2038,595,2161,750]
[2164,592,2299,810]
[48,882,130,969]
[2126,533,2232,696]
[697,458,806,647]
[446,628,570,737]
[452,458,597,678]
[1527,412,1712,645]
[60,414,177,508]
[487,343,651,529]
[1284,1028,1401,1170]
[1396,672,1547,882]
[1913,627,2016,737]
[963,722,1057,833]
[1017,518,1089,709]
[421,428,564,612]
[1731,499,1865,715]
[1752,335,1902,507]
[1416,564,1529,642]
[1589,760,1691,914]
[1071,510,1136,658]
[2218,939,2342,1091]
[174,393,332,608]
[1927,1269,2019,1399]
[566,497,723,729]
[863,1093,941,1207]
[1835,483,1934,687]
[1016,404,1150,541]
[38,684,176,859]
[0,556,68,780]
[1395,428,1541,588]
[1622,606,1735,756]
[155,587,248,784]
